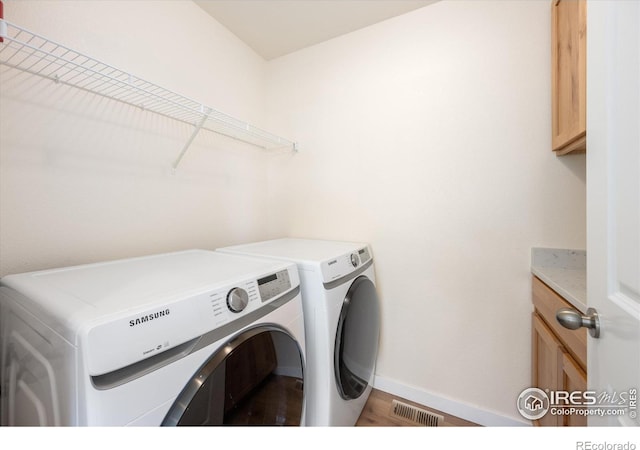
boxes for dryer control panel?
[320,246,372,284]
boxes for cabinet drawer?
[532,276,586,369]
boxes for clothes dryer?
[218,238,380,426]
[0,250,305,426]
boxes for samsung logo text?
[129,309,170,327]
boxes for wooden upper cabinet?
[551,0,587,155]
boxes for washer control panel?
[257,269,291,303]
[85,259,299,376]
[226,287,249,313]
[209,280,259,324]
[208,269,292,321]
[91,281,264,375]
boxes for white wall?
[0,1,273,276]
[265,0,586,424]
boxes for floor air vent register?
[390,400,444,427]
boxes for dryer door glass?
[163,327,304,426]
[334,276,380,400]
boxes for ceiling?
[195,0,438,60]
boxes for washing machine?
[218,238,380,426]
[0,250,306,426]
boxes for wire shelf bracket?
[0,19,298,168]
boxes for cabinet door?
[551,0,587,154]
[559,351,588,426]
[531,314,562,426]
[532,276,587,369]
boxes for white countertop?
[531,248,587,313]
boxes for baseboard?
[372,375,531,427]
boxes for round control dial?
[350,253,360,268]
[226,287,249,313]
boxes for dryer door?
[334,276,380,400]
[162,326,304,426]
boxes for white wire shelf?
[0,19,298,168]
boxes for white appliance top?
[1,250,298,375]
[219,238,373,284]
[221,238,365,263]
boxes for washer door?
[162,326,304,426]
[334,276,380,400]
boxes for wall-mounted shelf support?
[0,19,298,166]
[173,109,210,169]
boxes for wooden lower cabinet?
[531,276,587,426]
[532,314,562,426]
[559,351,588,426]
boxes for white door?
[587,0,640,426]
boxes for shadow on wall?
[555,152,587,184]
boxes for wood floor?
[223,374,477,426]
[356,389,479,427]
